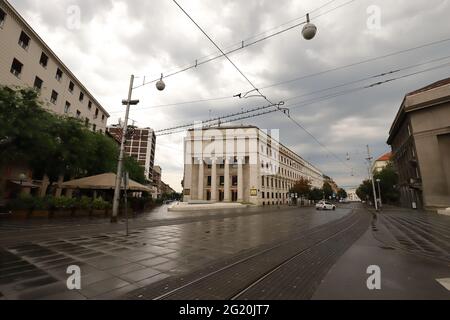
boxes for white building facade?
[346,189,361,202]
[182,126,324,206]
[0,0,109,132]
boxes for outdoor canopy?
[60,173,151,192]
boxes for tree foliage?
[0,86,146,184]
[356,163,400,204]
[308,188,323,201]
[290,176,312,197]
[322,181,333,199]
[337,188,347,199]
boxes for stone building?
[107,125,156,182]
[182,126,324,205]
[0,0,109,132]
[387,78,450,211]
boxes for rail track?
[128,209,370,300]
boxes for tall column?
[198,158,204,200]
[237,157,244,202]
[211,158,217,202]
[224,157,231,202]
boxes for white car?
[315,201,336,211]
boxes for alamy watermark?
[66,265,81,290]
[185,125,281,175]
[366,5,382,31]
[66,5,81,30]
[366,265,381,290]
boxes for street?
[1,204,449,300]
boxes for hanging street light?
[302,13,317,40]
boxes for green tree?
[0,86,148,187]
[308,187,323,201]
[290,176,312,197]
[356,180,374,203]
[373,163,400,204]
[337,188,347,199]
[322,182,333,199]
[123,156,147,184]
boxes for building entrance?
[231,190,238,202]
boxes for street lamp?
[376,178,382,209]
[18,173,26,186]
[111,74,166,223]
[302,14,317,40]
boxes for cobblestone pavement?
[313,207,450,300]
[0,205,351,300]
[126,207,370,300]
[374,207,450,263]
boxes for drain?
[379,246,395,250]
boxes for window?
[232,176,237,186]
[101,114,105,121]
[68,81,75,93]
[207,176,211,186]
[94,108,99,118]
[39,52,48,68]
[50,90,58,104]
[64,101,71,114]
[79,92,84,102]
[33,76,43,91]
[219,176,224,186]
[0,8,6,27]
[55,68,63,81]
[85,118,89,127]
[10,58,23,77]
[92,124,96,132]
[262,176,264,187]
[88,101,92,110]
[76,110,81,118]
[18,31,30,50]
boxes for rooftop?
[406,77,450,97]
[376,152,392,162]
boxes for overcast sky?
[10,0,450,192]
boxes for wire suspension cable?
[109,45,450,115]
[133,0,359,90]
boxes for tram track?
[128,209,370,300]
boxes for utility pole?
[111,75,135,223]
[366,145,379,211]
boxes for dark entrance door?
[206,190,211,201]
[219,190,224,202]
[231,190,238,202]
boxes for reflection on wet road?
[0,205,351,299]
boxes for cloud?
[9,0,450,191]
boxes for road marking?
[436,278,450,291]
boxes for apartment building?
[107,125,157,182]
[371,152,392,173]
[387,77,450,211]
[0,0,109,132]
[182,126,324,205]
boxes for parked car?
[315,201,336,211]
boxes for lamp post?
[111,74,165,223]
[18,173,26,186]
[376,178,382,209]
[366,145,378,211]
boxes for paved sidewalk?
[313,207,450,299]
[0,206,350,299]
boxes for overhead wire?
[108,39,450,114]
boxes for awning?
[61,173,151,192]
[9,180,40,188]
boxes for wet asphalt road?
[1,204,449,300]
[0,204,351,299]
